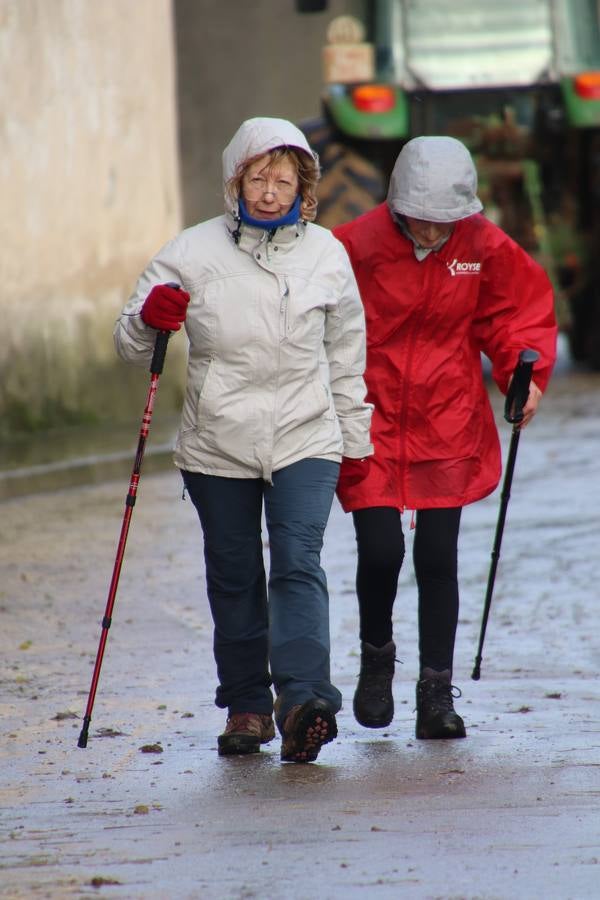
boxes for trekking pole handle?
[504,349,540,424]
[149,282,181,375]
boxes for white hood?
[387,136,482,223]
[222,117,315,215]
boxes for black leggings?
[351,506,462,673]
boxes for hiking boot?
[280,698,337,763]
[415,668,466,739]
[217,713,275,756]
[353,640,396,728]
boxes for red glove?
[140,283,190,331]
[338,456,371,489]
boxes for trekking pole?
[471,348,540,681]
[78,286,179,748]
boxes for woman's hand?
[519,379,542,428]
[141,283,190,331]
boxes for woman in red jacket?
[334,136,557,740]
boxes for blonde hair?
[226,146,320,222]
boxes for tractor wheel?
[299,118,387,229]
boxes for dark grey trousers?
[182,458,342,728]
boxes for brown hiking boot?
[280,698,337,763]
[218,713,275,756]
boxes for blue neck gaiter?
[238,195,302,230]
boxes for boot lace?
[418,678,462,715]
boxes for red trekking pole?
[471,348,540,681]
[78,293,177,748]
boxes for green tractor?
[296,0,600,368]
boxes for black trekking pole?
[78,287,179,748]
[471,348,540,681]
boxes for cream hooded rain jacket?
[114,118,373,481]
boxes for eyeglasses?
[242,174,298,202]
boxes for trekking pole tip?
[471,661,482,681]
[77,717,91,748]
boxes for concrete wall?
[0,0,182,435]
[0,0,363,441]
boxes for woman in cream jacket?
[114,117,372,763]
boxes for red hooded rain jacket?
[334,204,557,512]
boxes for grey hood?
[222,117,316,216]
[387,136,482,223]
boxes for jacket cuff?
[342,443,374,459]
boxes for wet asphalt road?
[1,340,599,899]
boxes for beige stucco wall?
[0,0,364,440]
[0,0,183,434]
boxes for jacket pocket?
[285,279,334,342]
[179,358,214,437]
[195,357,217,424]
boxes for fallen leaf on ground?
[90,876,121,887]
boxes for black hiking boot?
[353,640,396,728]
[415,668,466,739]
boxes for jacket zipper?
[280,278,290,339]
[265,276,289,483]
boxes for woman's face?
[241,154,299,220]
[404,216,454,249]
